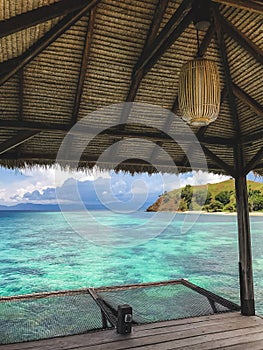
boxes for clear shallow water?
[0,211,262,314]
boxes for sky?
[0,165,237,207]
[0,166,261,207]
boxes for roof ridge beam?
[218,12,263,65]
[0,1,99,86]
[0,0,99,39]
[211,0,263,14]
[232,84,263,118]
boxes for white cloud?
[160,171,231,193]
[0,165,230,206]
[0,165,110,205]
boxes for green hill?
[146,179,263,213]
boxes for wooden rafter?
[195,86,228,140]
[244,147,263,175]
[198,23,215,58]
[211,0,263,14]
[122,0,170,109]
[253,163,263,171]
[233,84,263,118]
[134,2,194,78]
[149,97,178,163]
[181,87,228,168]
[214,7,241,136]
[218,12,263,65]
[0,2,99,86]
[0,0,100,39]
[72,8,97,124]
[149,98,179,162]
[242,130,263,145]
[18,69,24,121]
[117,0,170,136]
[16,69,26,158]
[0,119,262,146]
[202,144,236,177]
[0,119,235,146]
[0,131,38,155]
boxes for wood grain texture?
[2,313,263,350]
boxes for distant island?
[146,179,263,213]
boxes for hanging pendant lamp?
[178,0,220,127]
[178,58,220,126]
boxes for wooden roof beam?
[244,147,263,175]
[198,23,215,58]
[232,84,263,118]
[195,86,228,139]
[0,0,100,39]
[149,98,179,163]
[211,0,263,14]
[118,0,170,129]
[218,12,263,65]
[2,118,263,146]
[0,131,38,155]
[16,69,25,158]
[125,0,170,103]
[133,0,193,78]
[18,69,24,121]
[201,144,236,177]
[214,7,242,136]
[72,8,97,124]
[0,119,234,145]
[242,130,263,144]
[0,2,98,87]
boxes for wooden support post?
[234,145,255,316]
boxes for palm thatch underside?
[0,0,262,176]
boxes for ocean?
[0,210,262,314]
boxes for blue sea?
[0,211,262,314]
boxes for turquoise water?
[0,211,262,314]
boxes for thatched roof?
[0,0,262,176]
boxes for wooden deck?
[2,312,263,350]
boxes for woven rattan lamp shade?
[178,58,220,126]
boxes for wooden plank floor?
[2,312,263,350]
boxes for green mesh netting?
[0,282,237,345]
[98,284,231,324]
[0,293,106,345]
